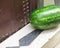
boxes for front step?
[0,23,60,48]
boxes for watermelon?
[29,5,60,30]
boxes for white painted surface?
[44,0,55,6]
[42,26,60,48]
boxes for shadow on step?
[19,29,43,46]
[6,46,19,48]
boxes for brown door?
[0,0,37,42]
